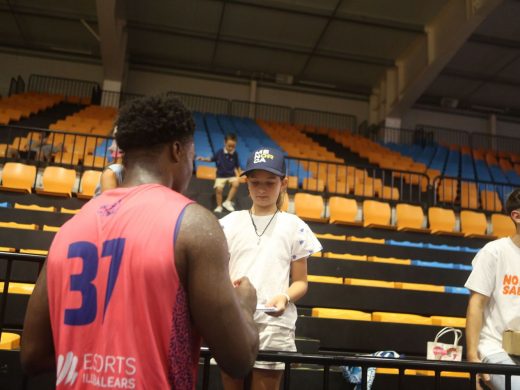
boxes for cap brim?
[241,167,285,177]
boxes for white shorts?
[254,323,296,371]
[214,177,238,189]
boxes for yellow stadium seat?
[367,256,411,265]
[324,252,367,261]
[376,368,399,375]
[78,170,102,199]
[395,203,430,233]
[363,200,394,229]
[0,162,37,193]
[294,193,327,222]
[196,165,216,180]
[345,278,395,289]
[43,225,60,232]
[481,190,502,212]
[0,221,38,230]
[307,275,343,284]
[395,282,444,293]
[36,166,77,197]
[440,372,470,378]
[83,155,108,169]
[348,236,385,244]
[14,203,56,213]
[491,213,515,238]
[311,308,371,321]
[328,196,361,226]
[372,312,433,325]
[0,282,34,295]
[314,233,346,241]
[428,207,463,236]
[19,249,48,255]
[460,210,490,238]
[302,178,325,192]
[286,176,298,190]
[0,247,16,252]
[0,332,21,350]
[431,316,466,328]
[61,207,80,214]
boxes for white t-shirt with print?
[220,210,322,330]
[465,237,520,358]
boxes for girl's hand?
[264,294,289,317]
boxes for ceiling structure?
[0,0,520,119]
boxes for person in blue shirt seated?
[197,133,241,213]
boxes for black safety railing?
[433,175,515,212]
[20,74,356,130]
[99,90,144,108]
[230,100,292,123]
[416,124,471,148]
[471,132,520,156]
[168,91,230,115]
[0,125,114,171]
[27,74,98,101]
[285,156,430,205]
[199,348,520,390]
[2,251,520,390]
[376,127,418,145]
[293,108,356,131]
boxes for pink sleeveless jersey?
[47,184,200,389]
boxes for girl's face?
[247,170,284,208]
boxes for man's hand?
[233,277,257,315]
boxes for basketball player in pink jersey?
[21,94,259,389]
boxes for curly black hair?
[115,94,194,151]
[506,188,520,216]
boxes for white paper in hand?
[256,304,279,313]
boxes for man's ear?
[169,141,182,163]
[512,209,520,224]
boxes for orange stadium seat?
[395,203,430,233]
[78,170,102,199]
[0,162,37,193]
[328,196,360,225]
[294,193,326,222]
[363,200,394,229]
[481,190,502,212]
[460,210,490,238]
[428,207,463,236]
[491,213,515,238]
[36,166,77,197]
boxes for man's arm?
[175,203,259,378]
[266,257,308,317]
[466,291,489,362]
[21,262,55,375]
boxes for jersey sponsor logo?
[56,352,79,386]
[56,352,137,388]
[253,149,274,164]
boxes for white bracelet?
[281,293,291,304]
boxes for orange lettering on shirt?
[504,274,513,285]
[504,285,510,295]
[513,276,519,285]
[509,286,517,295]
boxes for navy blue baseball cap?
[241,147,286,177]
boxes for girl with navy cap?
[219,147,322,389]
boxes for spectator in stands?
[94,127,125,196]
[26,131,65,161]
[197,133,241,213]
[21,94,259,388]
[466,188,520,390]
[219,147,322,390]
